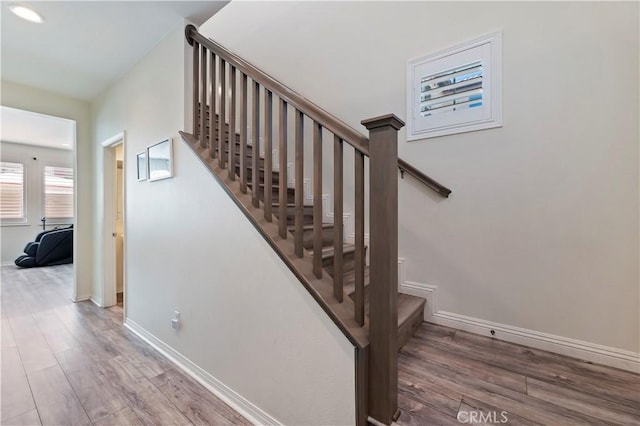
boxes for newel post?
[362,114,404,425]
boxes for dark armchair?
[15,225,73,268]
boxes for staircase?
[180,25,450,426]
[184,128,426,348]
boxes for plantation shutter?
[44,166,74,219]
[0,161,25,220]
[420,61,483,117]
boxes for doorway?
[101,132,126,314]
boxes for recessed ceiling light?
[9,4,45,24]
[61,143,71,147]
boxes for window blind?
[0,161,25,220]
[420,61,483,117]
[44,166,74,219]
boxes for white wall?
[0,82,93,301]
[0,142,73,264]
[202,2,639,356]
[92,22,355,425]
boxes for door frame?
[100,132,126,312]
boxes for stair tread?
[272,202,312,208]
[287,223,334,231]
[247,182,292,190]
[397,293,426,327]
[310,243,356,259]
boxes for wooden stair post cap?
[361,114,405,131]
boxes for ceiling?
[1,106,75,150]
[1,1,228,101]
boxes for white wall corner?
[124,318,282,426]
[396,259,640,373]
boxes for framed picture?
[136,152,147,181]
[147,137,173,182]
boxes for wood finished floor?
[396,323,640,426]
[1,265,250,426]
[2,265,639,425]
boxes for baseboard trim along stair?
[124,318,281,426]
[397,259,640,373]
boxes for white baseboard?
[72,294,92,303]
[397,260,640,373]
[124,318,281,426]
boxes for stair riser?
[325,249,357,277]
[236,166,280,185]
[248,185,295,205]
[296,226,335,250]
[273,207,314,226]
[398,302,424,350]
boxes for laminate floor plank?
[0,346,36,421]
[397,394,461,426]
[526,376,640,425]
[151,368,251,425]
[1,409,41,426]
[101,327,168,379]
[26,365,91,425]
[32,309,80,354]
[67,368,129,423]
[399,356,615,425]
[418,324,640,394]
[93,406,143,426]
[8,315,58,374]
[1,314,17,349]
[412,326,640,408]
[458,397,542,426]
[402,339,528,393]
[398,369,463,418]
[398,322,640,426]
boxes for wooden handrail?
[186,25,451,198]
[186,25,369,156]
[398,159,452,198]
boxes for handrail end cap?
[185,24,197,46]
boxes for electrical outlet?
[171,311,181,330]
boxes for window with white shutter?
[44,165,74,221]
[0,161,26,223]
[407,32,502,140]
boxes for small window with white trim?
[43,165,74,222]
[0,161,27,224]
[407,32,502,140]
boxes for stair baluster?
[354,150,365,327]
[294,110,304,257]
[333,135,344,302]
[240,73,248,193]
[251,80,260,207]
[312,122,323,279]
[208,51,216,156]
[228,66,237,181]
[219,58,227,168]
[200,46,207,150]
[192,41,199,140]
[263,88,273,221]
[278,99,288,239]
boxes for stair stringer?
[180,132,369,351]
